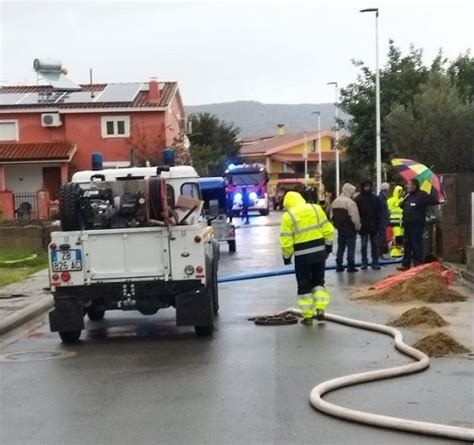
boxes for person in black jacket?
[355,180,382,270]
[398,178,440,271]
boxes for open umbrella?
[390,158,444,201]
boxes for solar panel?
[0,93,28,105]
[94,83,142,103]
[57,91,100,104]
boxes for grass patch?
[0,248,48,287]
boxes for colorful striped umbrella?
[390,158,444,201]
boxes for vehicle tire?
[59,330,81,343]
[194,325,214,336]
[87,306,105,321]
[59,183,81,231]
[228,239,236,253]
[260,208,270,216]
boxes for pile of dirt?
[391,306,448,328]
[362,268,466,303]
[412,332,470,357]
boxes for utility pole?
[312,111,322,199]
[327,81,340,196]
[360,7,382,193]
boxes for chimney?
[276,123,285,135]
[148,78,160,104]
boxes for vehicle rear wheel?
[228,239,236,253]
[59,183,81,231]
[87,306,105,321]
[212,266,219,315]
[59,330,81,343]
[194,325,214,336]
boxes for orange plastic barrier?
[372,262,451,291]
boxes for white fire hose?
[289,310,474,442]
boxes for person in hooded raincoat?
[387,185,405,257]
[279,192,334,324]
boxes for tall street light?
[312,111,322,200]
[360,7,382,193]
[327,81,340,196]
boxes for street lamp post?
[327,81,340,196]
[360,7,382,193]
[312,111,322,199]
[303,132,309,183]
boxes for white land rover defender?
[48,164,219,342]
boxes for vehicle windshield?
[228,172,266,186]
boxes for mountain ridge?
[185,100,344,138]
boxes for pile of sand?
[391,306,448,328]
[360,268,466,303]
[412,332,470,357]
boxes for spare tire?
[59,183,81,231]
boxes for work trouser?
[402,222,425,267]
[295,259,330,319]
[360,232,379,266]
[336,230,357,269]
[390,224,404,258]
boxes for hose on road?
[218,259,401,283]
[224,266,474,441]
[307,312,474,443]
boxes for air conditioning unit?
[41,113,62,127]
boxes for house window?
[0,120,19,141]
[101,116,130,138]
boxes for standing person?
[377,182,391,258]
[398,178,441,271]
[241,187,250,225]
[279,191,334,324]
[331,183,361,273]
[387,185,404,257]
[354,180,382,270]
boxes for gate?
[13,192,38,220]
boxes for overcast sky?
[0,0,472,105]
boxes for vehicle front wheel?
[59,330,81,343]
[87,306,105,321]
[194,325,214,336]
[260,208,270,216]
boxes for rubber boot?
[301,317,313,326]
[315,309,325,321]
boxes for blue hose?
[218,259,402,283]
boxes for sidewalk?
[0,269,52,335]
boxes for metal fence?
[13,192,38,220]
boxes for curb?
[0,295,53,336]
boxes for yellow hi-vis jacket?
[279,191,334,261]
[388,185,404,226]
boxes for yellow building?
[239,125,340,196]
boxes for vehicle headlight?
[249,191,258,200]
[234,192,243,202]
[184,265,195,275]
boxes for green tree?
[338,40,429,169]
[385,70,471,173]
[447,51,474,103]
[188,113,241,176]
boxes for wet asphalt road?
[0,212,473,445]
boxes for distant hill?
[185,100,346,138]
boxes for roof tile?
[0,142,75,162]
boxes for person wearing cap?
[377,182,391,258]
[331,183,361,272]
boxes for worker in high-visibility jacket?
[387,185,405,257]
[279,191,335,324]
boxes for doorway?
[43,167,61,200]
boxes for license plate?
[51,250,82,272]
